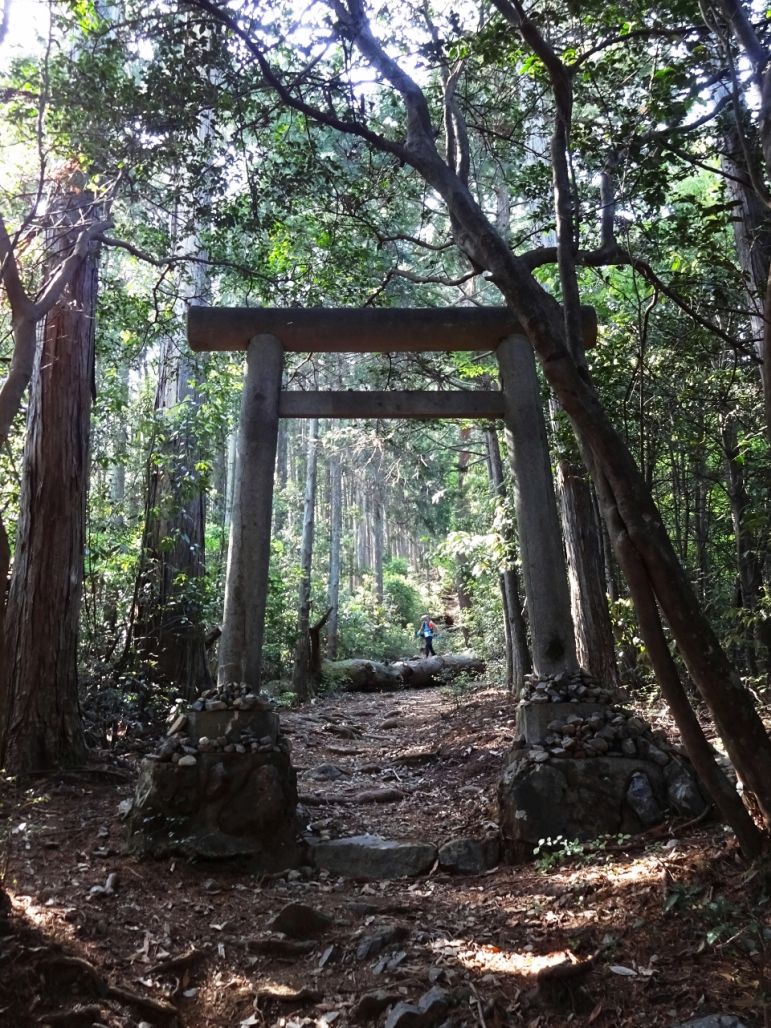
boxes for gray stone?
[418,985,451,1019]
[626,772,664,827]
[356,923,409,960]
[306,763,347,781]
[351,990,403,1023]
[516,701,606,745]
[177,754,197,767]
[665,761,708,818]
[269,901,332,939]
[312,834,437,878]
[384,1003,424,1028]
[672,1017,749,1028]
[647,743,670,766]
[437,835,500,873]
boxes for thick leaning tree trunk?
[0,187,97,771]
[387,118,771,828]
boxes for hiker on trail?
[416,614,436,657]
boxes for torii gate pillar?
[497,335,577,676]
[218,335,283,688]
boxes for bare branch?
[491,0,584,361]
[391,265,478,287]
[182,0,410,160]
[0,215,33,318]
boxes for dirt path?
[0,684,764,1027]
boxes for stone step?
[310,834,437,879]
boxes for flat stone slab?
[311,834,437,879]
[516,701,606,745]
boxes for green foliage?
[533,833,632,872]
[3,0,771,711]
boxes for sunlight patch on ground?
[559,853,664,890]
[431,936,579,977]
[8,890,81,943]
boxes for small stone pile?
[188,683,270,712]
[529,707,673,763]
[149,727,290,765]
[519,669,620,706]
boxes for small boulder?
[384,1003,424,1028]
[351,990,403,1023]
[438,835,500,874]
[269,901,333,939]
[356,923,409,960]
[626,772,663,827]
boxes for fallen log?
[322,653,485,692]
[393,653,485,689]
[322,658,403,692]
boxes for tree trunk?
[371,455,385,606]
[273,418,288,536]
[326,448,343,659]
[325,653,484,692]
[224,429,237,534]
[292,417,320,701]
[0,187,97,771]
[309,606,333,675]
[0,515,8,650]
[722,416,771,680]
[131,336,211,697]
[722,112,771,446]
[485,426,531,692]
[556,457,619,688]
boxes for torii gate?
[188,306,597,688]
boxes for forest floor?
[0,678,768,1028]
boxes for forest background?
[0,0,770,835]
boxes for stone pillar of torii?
[187,305,597,688]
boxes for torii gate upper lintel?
[187,306,594,688]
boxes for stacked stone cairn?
[128,684,299,869]
[497,670,708,860]
[155,685,291,762]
